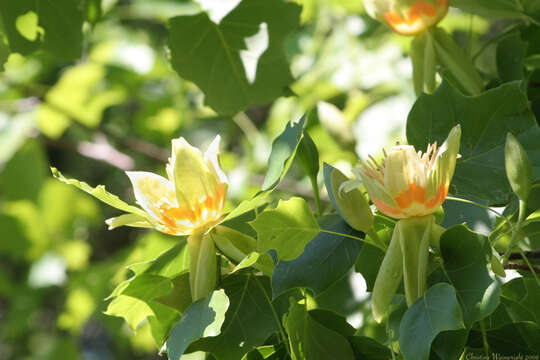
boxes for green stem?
[517,248,540,287]
[310,175,322,216]
[445,196,515,232]
[502,199,526,264]
[319,229,385,251]
[479,319,490,357]
[253,276,291,358]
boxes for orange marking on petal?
[384,12,405,27]
[395,183,427,209]
[409,1,437,22]
[372,198,403,216]
[426,184,448,209]
[395,187,413,209]
[412,183,426,203]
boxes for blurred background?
[0,0,502,358]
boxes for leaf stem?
[517,248,540,286]
[479,319,490,357]
[310,176,322,216]
[445,196,515,232]
[502,199,526,264]
[253,276,291,357]
[319,229,386,251]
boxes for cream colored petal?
[170,137,218,209]
[105,213,154,230]
[357,167,398,208]
[427,125,461,197]
[204,135,228,185]
[125,171,177,223]
[384,145,419,196]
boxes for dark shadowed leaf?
[399,283,464,360]
[271,215,362,298]
[168,0,300,115]
[440,225,501,327]
[189,275,292,360]
[285,299,355,360]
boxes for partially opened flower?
[117,135,228,235]
[364,0,449,36]
[349,124,460,219]
[345,125,461,321]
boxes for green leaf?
[128,241,190,278]
[105,296,167,330]
[485,277,540,330]
[271,215,362,298]
[109,274,174,301]
[431,329,469,360]
[251,197,320,261]
[190,275,291,360]
[399,283,464,360]
[51,167,151,220]
[168,0,300,115]
[440,225,501,327]
[284,299,355,360]
[348,336,392,360]
[296,131,320,181]
[105,273,179,331]
[450,0,526,19]
[468,321,540,355]
[0,0,83,59]
[308,309,356,336]
[497,31,528,82]
[167,289,229,360]
[407,81,540,205]
[262,114,307,191]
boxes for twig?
[504,263,540,274]
[507,249,540,261]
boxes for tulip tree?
[1,0,540,360]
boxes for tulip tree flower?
[53,135,229,302]
[345,125,461,321]
[121,136,227,236]
[124,136,228,301]
[364,0,449,36]
[363,0,483,96]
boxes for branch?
[504,263,540,274]
[506,249,540,261]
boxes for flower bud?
[325,165,374,233]
[364,0,449,36]
[505,133,531,202]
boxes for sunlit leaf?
[251,197,319,261]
